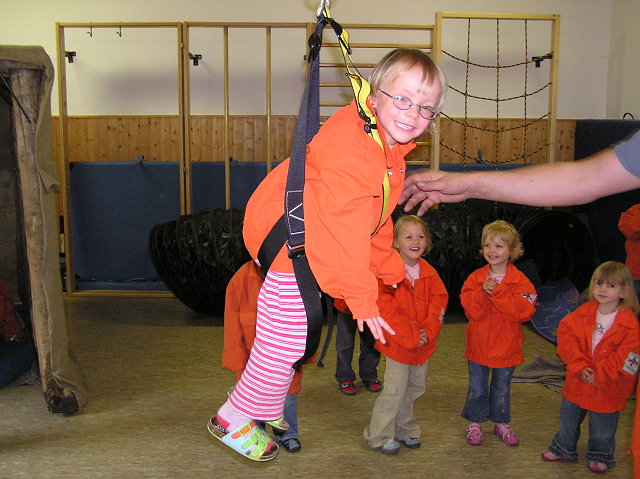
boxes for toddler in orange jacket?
[363,215,448,455]
[542,261,640,474]
[460,220,537,447]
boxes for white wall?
[1,0,623,119]
[608,0,640,119]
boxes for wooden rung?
[320,62,377,68]
[322,42,431,50]
[319,82,351,88]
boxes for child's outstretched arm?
[357,316,395,345]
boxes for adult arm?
[401,148,640,215]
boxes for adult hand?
[357,316,396,345]
[400,170,470,215]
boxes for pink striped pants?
[228,270,307,421]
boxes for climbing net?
[437,14,558,166]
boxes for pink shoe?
[466,423,483,445]
[494,423,519,446]
[588,461,608,473]
[541,450,565,462]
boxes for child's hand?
[358,316,396,345]
[483,279,497,295]
[580,367,595,385]
[418,329,428,347]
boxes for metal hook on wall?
[116,26,122,37]
[65,51,77,63]
[87,25,93,37]
[532,53,553,68]
[189,53,202,66]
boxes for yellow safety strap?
[321,5,390,235]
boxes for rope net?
[440,18,555,165]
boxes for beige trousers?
[363,357,429,449]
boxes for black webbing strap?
[257,17,327,371]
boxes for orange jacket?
[243,100,413,320]
[558,300,639,413]
[222,261,303,394]
[375,258,448,365]
[460,263,537,368]
[618,204,640,280]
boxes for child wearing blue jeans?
[460,220,537,447]
[541,261,640,473]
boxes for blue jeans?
[461,361,515,424]
[548,397,618,468]
[261,394,298,440]
[335,311,381,382]
[279,394,299,441]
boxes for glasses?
[378,90,439,120]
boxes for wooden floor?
[0,296,635,479]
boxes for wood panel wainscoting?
[52,116,576,166]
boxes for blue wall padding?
[572,120,640,264]
[192,161,280,211]
[70,162,181,289]
[66,160,522,291]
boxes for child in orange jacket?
[210,49,447,461]
[222,260,304,453]
[363,215,448,454]
[460,220,537,447]
[542,261,640,474]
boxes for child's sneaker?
[376,439,401,455]
[494,423,519,446]
[588,461,608,473]
[466,423,483,445]
[400,437,421,449]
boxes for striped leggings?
[228,270,307,421]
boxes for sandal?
[207,416,279,461]
[466,423,482,446]
[267,415,289,434]
[339,381,357,396]
[363,379,383,393]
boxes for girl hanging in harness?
[209,47,447,461]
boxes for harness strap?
[320,6,389,235]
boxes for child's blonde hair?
[587,261,640,315]
[480,220,524,262]
[393,214,433,254]
[369,48,447,115]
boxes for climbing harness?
[257,0,391,369]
